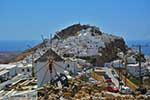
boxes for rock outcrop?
[97,36,127,66]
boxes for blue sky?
[0,0,149,41]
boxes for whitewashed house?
[127,49,137,56]
[0,64,17,89]
[0,64,17,79]
[0,69,11,90]
[0,69,9,82]
[34,49,79,87]
[112,60,124,68]
[127,56,136,64]
[144,62,150,72]
[17,63,32,76]
[127,63,147,77]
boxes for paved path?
[103,67,119,88]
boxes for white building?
[127,49,138,56]
[17,63,32,76]
[0,64,17,89]
[0,69,9,83]
[0,64,17,79]
[127,56,136,64]
[143,61,150,73]
[127,63,147,77]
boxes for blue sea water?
[126,40,150,56]
[0,40,41,51]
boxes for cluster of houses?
[107,50,148,78]
[51,27,122,58]
[0,63,33,90]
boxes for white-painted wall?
[127,64,147,77]
[17,64,32,76]
[7,67,17,78]
[127,56,136,64]
[0,64,17,79]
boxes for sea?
[0,40,149,56]
[0,40,41,51]
[127,40,150,56]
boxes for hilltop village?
[0,24,150,100]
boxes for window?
[27,68,30,72]
[67,64,70,68]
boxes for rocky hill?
[53,24,127,66]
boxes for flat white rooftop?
[128,63,145,67]
[17,63,32,68]
[0,64,16,69]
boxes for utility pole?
[132,45,144,88]
[124,56,127,87]
[138,45,143,88]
